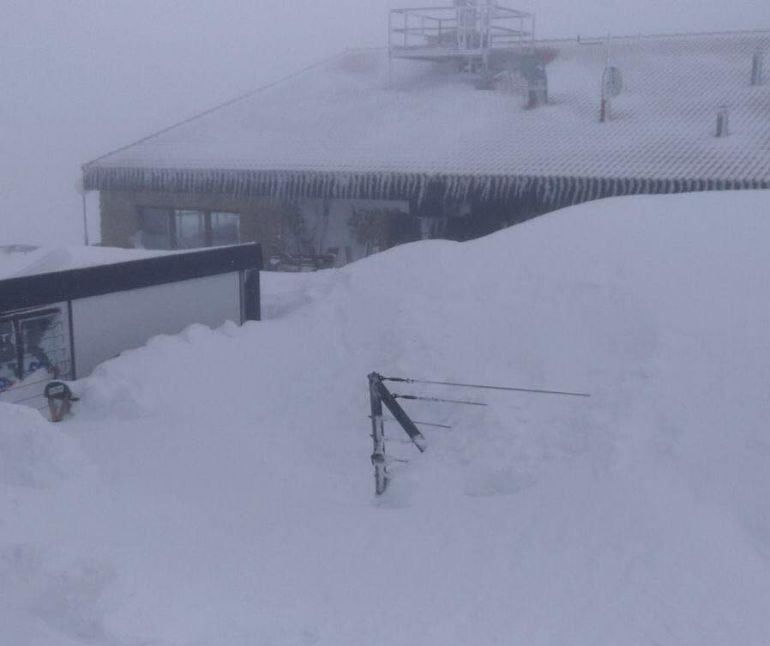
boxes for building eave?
[82,165,770,205]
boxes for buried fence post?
[367,372,590,496]
[370,374,427,452]
[368,372,388,495]
[368,372,429,496]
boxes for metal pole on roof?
[388,9,393,89]
[76,178,90,246]
[81,192,90,246]
[600,33,613,123]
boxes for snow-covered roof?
[84,30,770,200]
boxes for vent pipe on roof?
[599,64,622,123]
[599,97,609,123]
[751,49,764,86]
[520,54,548,109]
[527,76,548,109]
[715,106,730,138]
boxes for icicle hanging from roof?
[82,164,768,212]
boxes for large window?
[210,212,241,246]
[138,208,241,250]
[140,208,172,249]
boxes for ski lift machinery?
[388,1,537,82]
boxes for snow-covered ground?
[2,190,770,645]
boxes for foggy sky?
[3,0,769,245]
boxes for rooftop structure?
[388,0,536,72]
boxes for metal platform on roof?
[388,1,535,70]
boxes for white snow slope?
[2,190,770,645]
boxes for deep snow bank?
[3,190,770,645]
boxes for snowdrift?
[3,190,770,645]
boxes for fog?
[3,0,769,244]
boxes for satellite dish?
[602,66,623,98]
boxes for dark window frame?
[0,307,66,385]
[138,207,241,250]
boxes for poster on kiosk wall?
[0,304,72,409]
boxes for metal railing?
[388,2,535,59]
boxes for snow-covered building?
[83,29,770,264]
